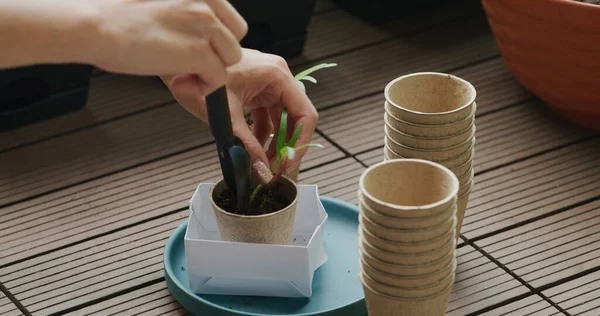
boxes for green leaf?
[276,109,288,154]
[294,63,337,81]
[297,80,306,92]
[299,76,317,84]
[294,143,325,152]
[286,123,303,148]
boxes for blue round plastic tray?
[163,196,366,316]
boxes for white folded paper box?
[184,183,329,298]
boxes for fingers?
[203,0,248,41]
[208,22,243,66]
[161,74,208,120]
[192,48,228,96]
[231,110,270,165]
[251,108,273,148]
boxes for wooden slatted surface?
[543,270,600,316]
[446,246,529,316]
[464,137,600,241]
[479,295,561,316]
[0,292,23,316]
[1,0,599,314]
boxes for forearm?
[0,0,99,69]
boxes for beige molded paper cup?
[451,158,473,180]
[385,128,475,161]
[384,101,476,138]
[458,178,474,197]
[360,226,456,254]
[362,279,453,316]
[456,188,472,237]
[384,117,476,150]
[360,213,456,243]
[359,159,460,218]
[360,230,456,265]
[360,242,455,276]
[209,176,298,244]
[384,143,474,170]
[458,166,474,187]
[384,72,476,125]
[359,196,455,229]
[360,255,456,288]
[360,267,455,298]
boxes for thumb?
[231,114,270,169]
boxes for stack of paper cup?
[382,72,476,237]
[358,159,459,316]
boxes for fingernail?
[252,160,273,185]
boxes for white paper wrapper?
[185,183,328,297]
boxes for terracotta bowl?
[482,0,600,130]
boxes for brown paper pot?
[385,118,475,150]
[456,189,471,237]
[360,242,455,276]
[209,176,298,244]
[458,166,474,187]
[359,196,455,229]
[385,101,476,138]
[451,158,472,180]
[360,255,456,288]
[360,230,456,265]
[360,267,455,298]
[385,128,475,161]
[458,177,474,197]
[362,279,452,316]
[385,143,474,170]
[360,225,456,254]
[360,213,456,243]
[359,159,459,218]
[384,72,476,125]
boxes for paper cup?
[384,72,476,125]
[458,166,474,187]
[384,143,474,170]
[450,158,472,180]
[458,177,474,197]
[359,196,455,229]
[385,117,475,150]
[360,267,455,298]
[209,176,298,244]
[384,101,477,138]
[360,213,456,243]
[385,128,475,161]
[456,189,472,237]
[362,272,453,316]
[359,159,460,217]
[360,230,456,265]
[360,225,456,254]
[360,255,456,288]
[360,242,455,276]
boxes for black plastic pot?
[229,0,317,58]
[332,0,443,25]
[0,64,93,132]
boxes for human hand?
[163,49,319,180]
[91,0,247,94]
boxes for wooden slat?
[319,57,530,156]
[0,158,356,314]
[543,270,600,316]
[0,100,341,208]
[0,293,23,316]
[474,199,600,289]
[0,134,341,265]
[478,295,561,316]
[462,138,600,240]
[0,75,173,153]
[293,0,483,66]
[296,16,499,111]
[299,157,365,205]
[63,283,186,316]
[445,246,529,315]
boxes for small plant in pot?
[209,62,336,245]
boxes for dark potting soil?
[214,183,291,216]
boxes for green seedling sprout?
[249,63,337,205]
